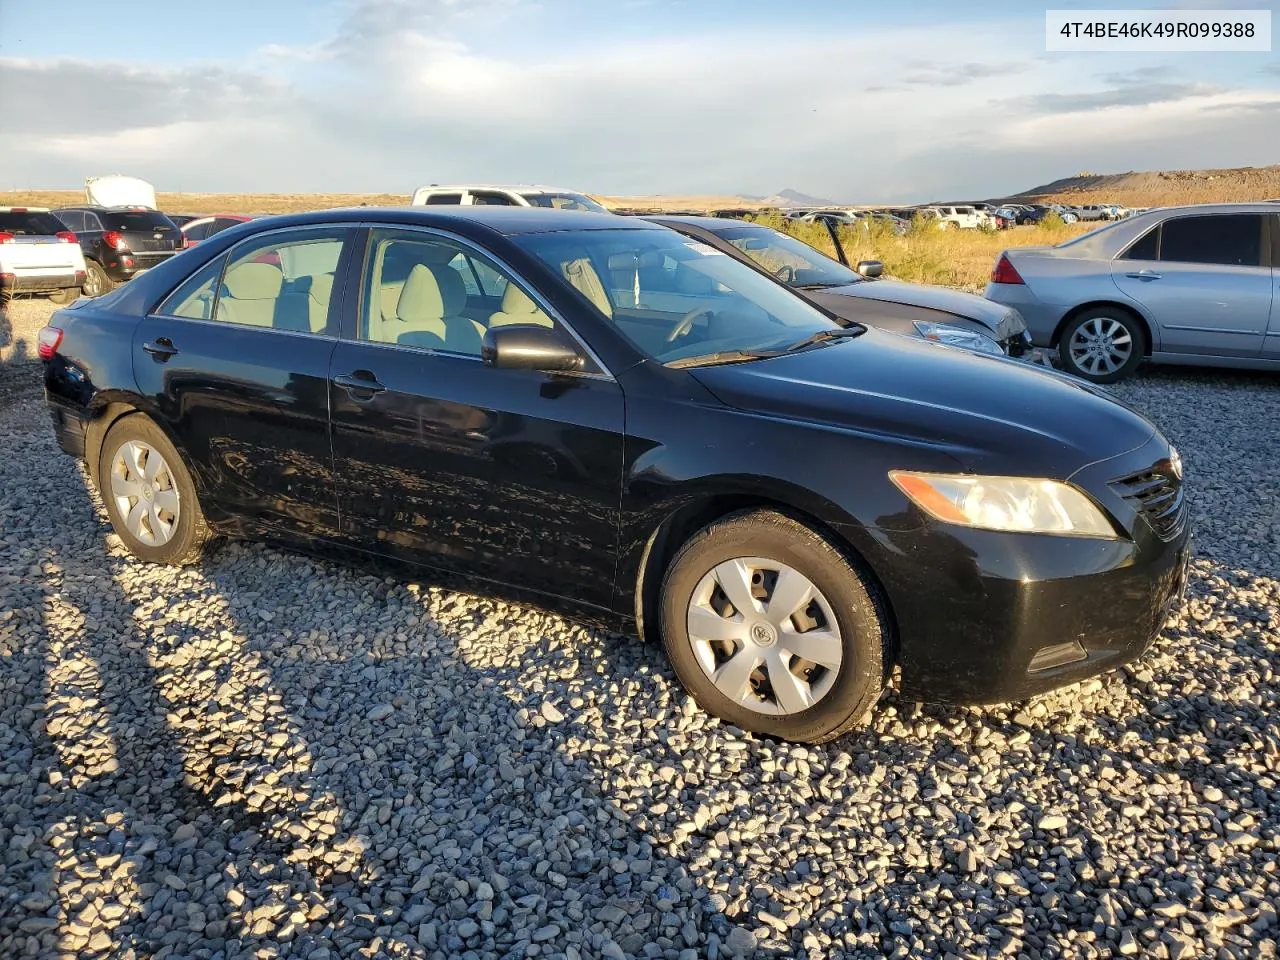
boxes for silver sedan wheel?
[687,557,843,717]
[110,440,180,546]
[1068,316,1133,377]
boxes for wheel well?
[84,402,145,481]
[1052,301,1152,356]
[633,494,899,659]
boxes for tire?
[1057,307,1146,384]
[83,260,113,298]
[49,287,80,305]
[97,415,211,565]
[659,510,889,743]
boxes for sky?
[1,0,1277,203]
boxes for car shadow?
[3,452,758,958]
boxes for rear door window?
[183,221,215,242]
[55,210,85,232]
[469,191,517,206]
[423,193,462,205]
[1159,215,1263,267]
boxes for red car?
[180,214,256,247]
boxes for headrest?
[397,264,444,324]
[223,262,283,299]
[500,283,539,314]
[429,265,467,316]
[637,251,666,268]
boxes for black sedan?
[40,208,1191,743]
[646,216,1034,358]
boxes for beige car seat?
[488,283,554,329]
[216,262,283,327]
[562,258,613,318]
[382,264,483,353]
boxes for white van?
[409,184,609,212]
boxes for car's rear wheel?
[49,287,80,305]
[1058,307,1146,383]
[97,416,211,565]
[83,260,113,297]
[659,510,888,743]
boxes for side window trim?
[352,221,614,379]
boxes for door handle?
[142,337,178,359]
[1125,271,1162,281]
[332,371,386,397]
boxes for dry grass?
[753,214,1093,292]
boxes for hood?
[689,328,1156,479]
[823,279,1020,335]
[85,175,158,209]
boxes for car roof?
[414,184,593,195]
[227,205,657,237]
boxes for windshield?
[513,227,843,364]
[520,192,608,213]
[103,211,176,232]
[710,224,860,289]
[0,211,66,235]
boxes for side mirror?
[482,324,585,373]
[856,260,884,279]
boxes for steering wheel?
[666,306,716,343]
[774,264,796,283]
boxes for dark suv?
[52,206,181,296]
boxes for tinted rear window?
[103,212,176,232]
[0,211,66,235]
[1159,214,1262,267]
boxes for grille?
[1111,462,1185,539]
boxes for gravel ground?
[1,299,1278,960]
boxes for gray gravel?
[2,299,1278,959]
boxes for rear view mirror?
[482,324,585,373]
[856,260,884,279]
[740,238,768,251]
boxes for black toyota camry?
[40,207,1191,743]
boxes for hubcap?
[110,440,180,546]
[1068,316,1132,376]
[687,557,843,717]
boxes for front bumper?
[866,435,1192,705]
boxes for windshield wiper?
[665,350,781,369]
[784,327,866,353]
[795,280,855,290]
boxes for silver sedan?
[985,202,1279,382]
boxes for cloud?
[2,4,1278,203]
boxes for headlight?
[889,471,1118,538]
[912,321,1005,356]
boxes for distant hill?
[766,188,836,208]
[1016,165,1280,206]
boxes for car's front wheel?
[1058,308,1146,383]
[97,415,211,565]
[660,510,888,743]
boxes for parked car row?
[39,204,1192,742]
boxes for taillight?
[102,230,127,250]
[37,326,64,360]
[56,231,78,243]
[991,254,1024,285]
[0,232,13,244]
